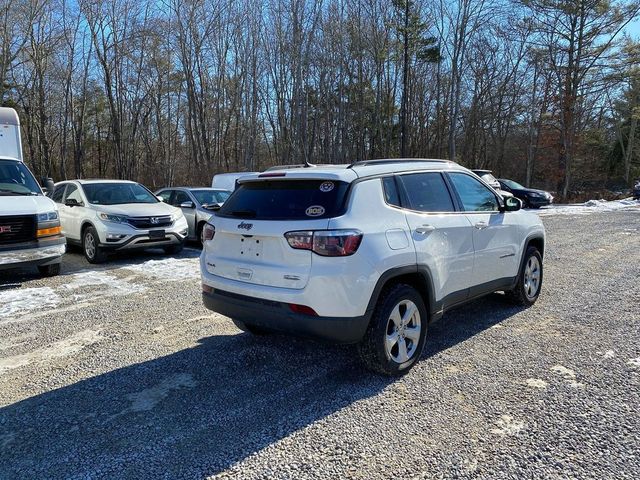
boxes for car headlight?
[99,212,128,223]
[171,211,184,222]
[37,211,59,222]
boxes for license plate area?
[149,229,166,239]
[239,236,264,259]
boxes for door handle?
[474,221,488,230]
[415,225,436,235]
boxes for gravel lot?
[1,210,639,479]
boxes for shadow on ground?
[0,295,520,478]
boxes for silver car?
[155,187,231,242]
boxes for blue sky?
[624,17,640,39]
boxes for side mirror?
[65,198,83,207]
[41,177,55,195]
[180,201,195,209]
[202,202,222,211]
[504,196,522,212]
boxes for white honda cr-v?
[51,180,188,263]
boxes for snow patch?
[0,287,61,320]
[123,257,199,281]
[490,415,525,436]
[525,378,548,389]
[126,373,197,412]
[536,199,640,216]
[61,271,146,297]
[0,329,102,374]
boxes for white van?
[0,107,65,276]
[211,172,259,191]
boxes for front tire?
[358,284,427,376]
[506,246,543,306]
[83,226,107,264]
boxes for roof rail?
[347,158,452,169]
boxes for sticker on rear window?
[305,205,325,217]
[319,181,334,192]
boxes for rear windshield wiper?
[231,209,257,218]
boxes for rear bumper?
[0,236,66,270]
[202,288,370,344]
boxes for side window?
[65,184,83,204]
[448,173,499,212]
[51,185,66,203]
[382,177,401,207]
[398,172,455,212]
[172,191,190,206]
[157,190,173,203]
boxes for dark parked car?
[633,180,640,200]
[498,179,553,209]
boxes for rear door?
[446,172,520,287]
[394,172,475,307]
[204,178,350,289]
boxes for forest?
[1,0,639,200]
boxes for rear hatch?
[205,178,351,289]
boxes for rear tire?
[37,262,61,277]
[231,319,272,335]
[164,242,184,255]
[358,284,427,376]
[83,226,107,264]
[505,246,543,306]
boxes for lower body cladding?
[98,231,186,251]
[202,286,369,343]
[0,237,66,271]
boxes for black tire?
[505,246,543,306]
[37,262,61,277]
[231,319,272,335]
[164,242,184,255]
[83,226,107,263]
[357,283,428,376]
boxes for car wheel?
[505,246,543,306]
[83,226,107,263]
[164,242,184,255]
[357,283,427,376]
[231,319,273,335]
[37,262,61,277]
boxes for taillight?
[203,223,215,241]
[288,303,318,316]
[285,229,363,257]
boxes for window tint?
[382,177,401,207]
[51,185,66,203]
[218,180,349,220]
[449,173,499,212]
[157,190,173,203]
[65,184,83,203]
[398,173,454,212]
[172,191,190,206]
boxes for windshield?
[192,189,231,205]
[82,182,158,205]
[0,159,41,195]
[501,179,525,190]
[480,173,498,185]
[218,179,350,220]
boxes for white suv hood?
[0,195,57,215]
[95,202,178,217]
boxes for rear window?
[217,180,350,220]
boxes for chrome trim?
[0,243,65,265]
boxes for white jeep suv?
[51,180,188,263]
[200,159,545,375]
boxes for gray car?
[155,187,231,242]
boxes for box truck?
[0,107,65,276]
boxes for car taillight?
[203,223,215,241]
[285,229,363,257]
